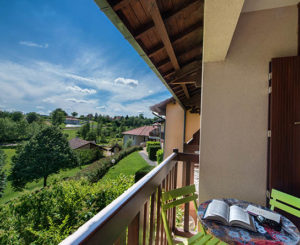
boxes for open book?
[203,200,256,232]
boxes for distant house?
[122,125,160,146]
[65,116,80,125]
[69,138,104,151]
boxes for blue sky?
[0,0,171,117]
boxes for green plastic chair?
[270,189,300,218]
[161,185,227,245]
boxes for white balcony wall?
[200,5,298,205]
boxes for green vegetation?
[102,151,148,181]
[0,165,89,205]
[51,108,67,126]
[0,112,44,143]
[1,148,15,172]
[11,126,78,188]
[146,141,161,153]
[63,128,79,140]
[75,148,103,166]
[0,175,134,244]
[78,146,143,183]
[156,149,164,164]
[134,165,155,183]
[0,150,6,197]
[148,145,161,161]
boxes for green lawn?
[102,151,149,181]
[1,148,16,172]
[63,128,79,140]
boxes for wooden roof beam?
[147,0,180,69]
[147,23,202,58]
[112,0,137,11]
[146,0,191,99]
[135,0,202,39]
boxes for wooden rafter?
[135,0,202,39]
[147,23,202,58]
[147,0,180,69]
[112,0,137,11]
[146,0,192,99]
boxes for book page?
[204,200,229,222]
[229,205,250,225]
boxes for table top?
[197,199,300,245]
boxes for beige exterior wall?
[164,102,184,157]
[185,111,200,142]
[199,6,298,205]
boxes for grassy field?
[63,128,79,140]
[102,151,149,181]
[0,147,89,205]
[2,148,16,172]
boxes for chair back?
[270,189,300,218]
[161,185,198,245]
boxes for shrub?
[146,141,160,153]
[134,165,154,182]
[75,148,103,166]
[0,174,134,244]
[156,149,163,164]
[125,139,133,148]
[77,145,143,183]
[148,145,161,161]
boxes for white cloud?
[114,77,138,87]
[66,98,96,104]
[0,50,170,117]
[19,41,49,48]
[66,85,96,95]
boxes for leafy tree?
[11,126,77,188]
[71,112,78,117]
[26,112,40,124]
[11,111,23,122]
[51,108,67,126]
[0,150,6,197]
[86,130,97,141]
[96,123,102,137]
[80,122,90,139]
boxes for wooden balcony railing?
[60,149,199,245]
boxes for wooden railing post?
[184,160,191,232]
[128,213,140,245]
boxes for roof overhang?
[95,0,204,112]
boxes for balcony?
[60,150,199,245]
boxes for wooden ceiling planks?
[106,0,203,112]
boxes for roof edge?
[94,0,185,109]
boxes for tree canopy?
[11,126,78,188]
[26,112,40,124]
[51,108,67,126]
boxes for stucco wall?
[199,6,298,205]
[185,111,200,142]
[164,102,185,157]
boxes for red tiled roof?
[122,126,156,137]
[69,138,95,150]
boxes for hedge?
[146,141,160,154]
[75,148,104,166]
[148,145,161,161]
[76,145,143,183]
[134,165,154,182]
[156,149,163,164]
